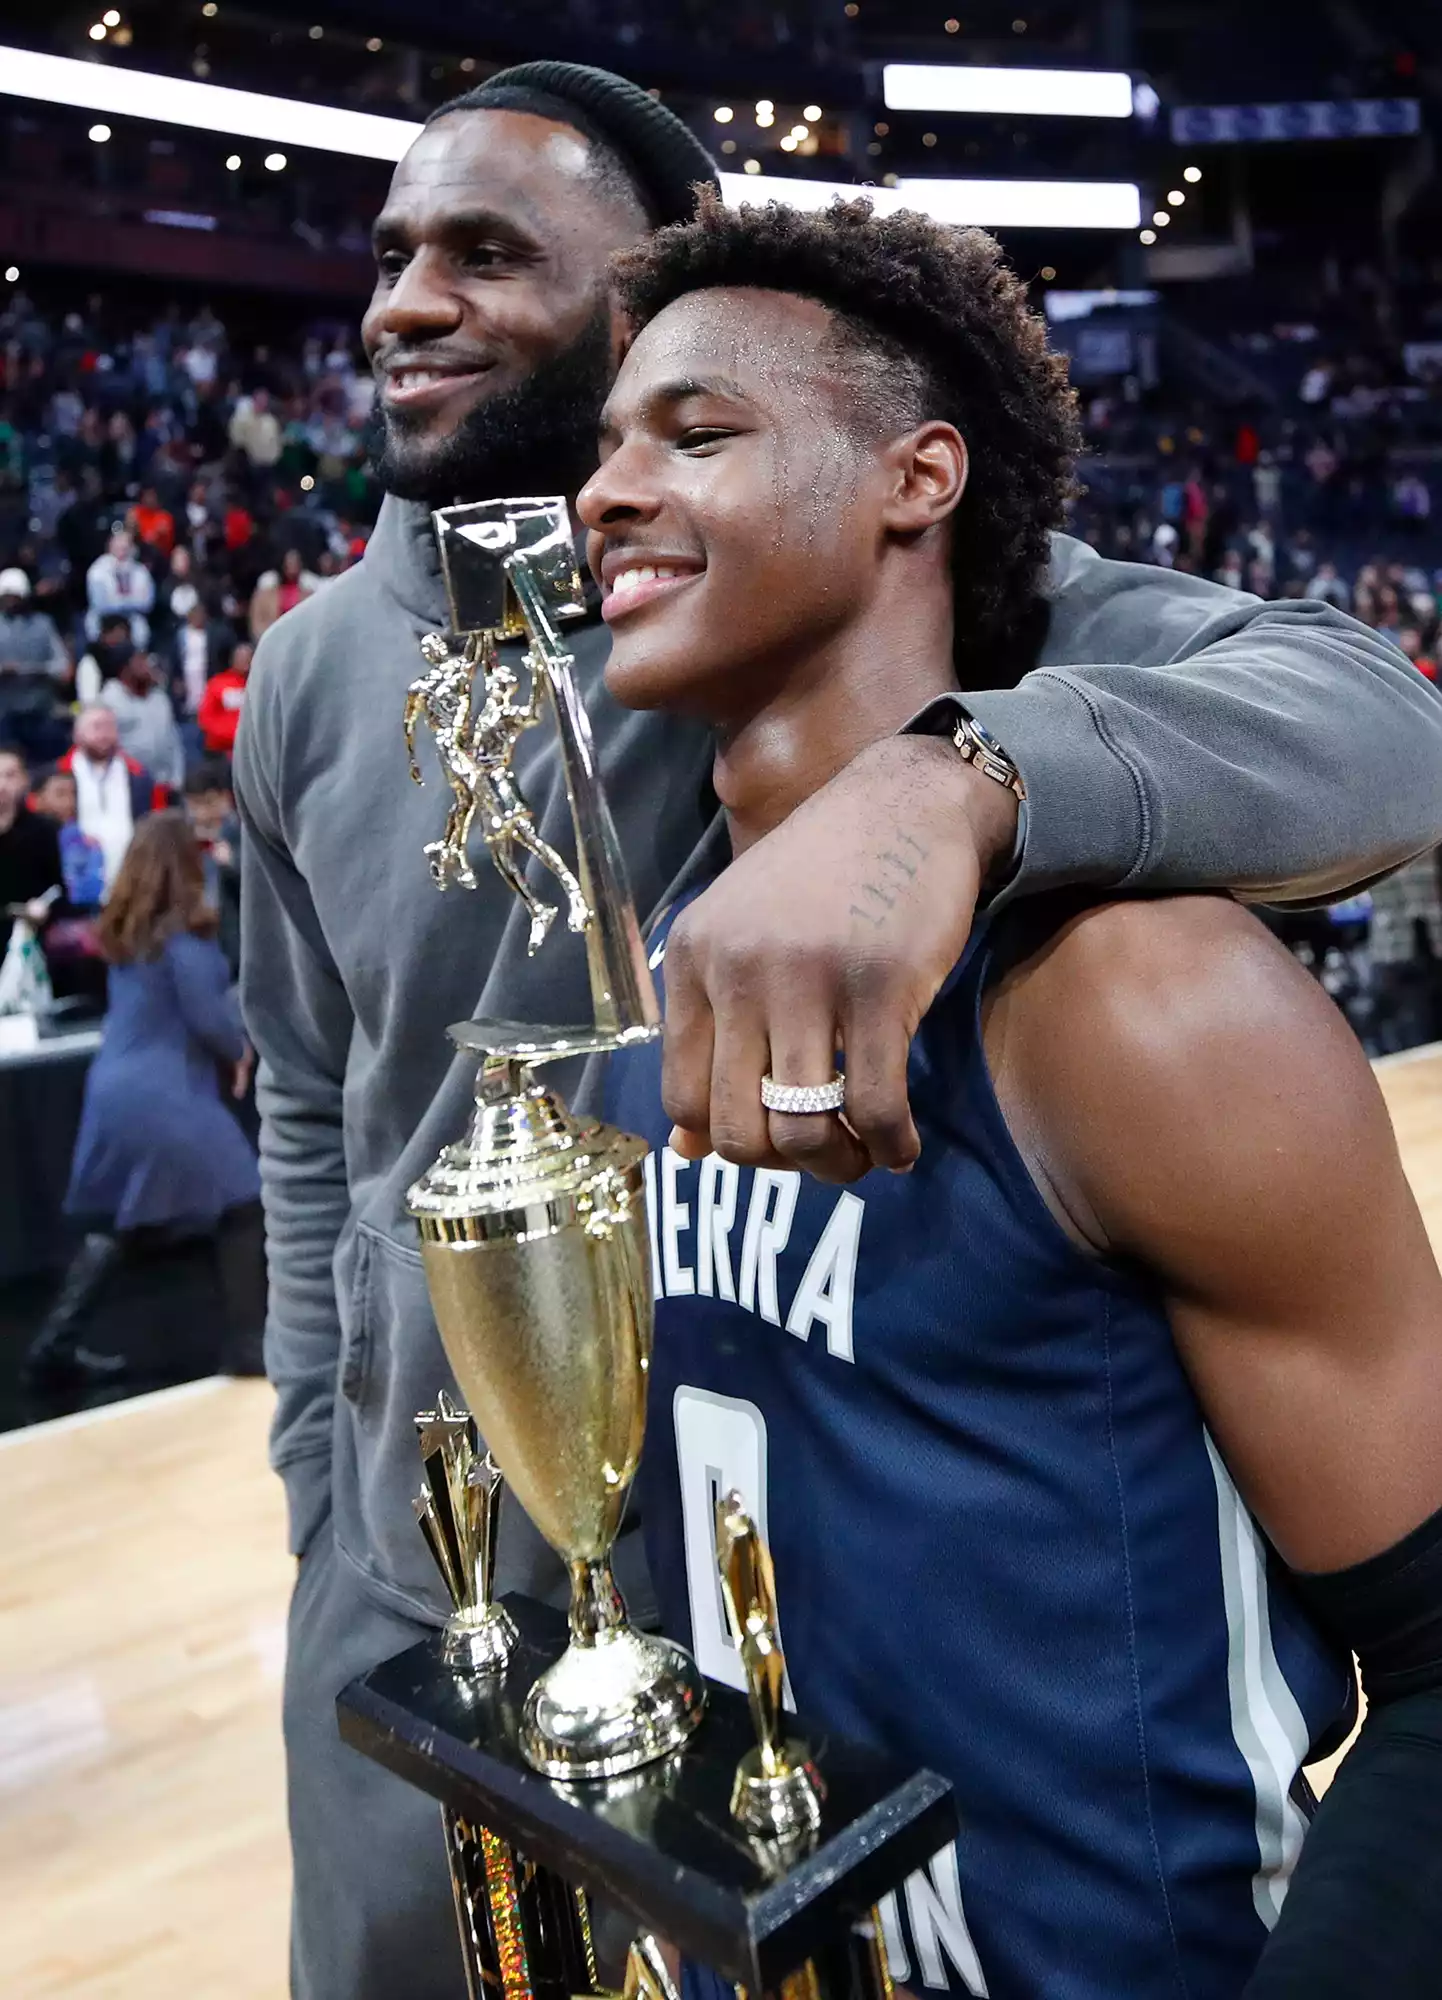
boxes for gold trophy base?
[443,1601,520,1676]
[521,1625,707,1781]
[730,1744,826,1842]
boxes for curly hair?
[610,188,1080,681]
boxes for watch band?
[950,714,1026,801]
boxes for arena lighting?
[0,43,1141,230]
[0,43,423,160]
[1167,188,1185,204]
[713,106,734,123]
[756,110,775,127]
[1139,228,1156,244]
[88,22,107,39]
[1183,164,1202,182]
[804,103,822,121]
[755,99,773,115]
[4,265,19,281]
[102,8,121,23]
[89,122,111,142]
[883,63,1134,119]
[224,151,240,169]
[1152,210,1170,225]
[264,150,286,170]
[717,172,1142,230]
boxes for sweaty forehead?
[381,109,606,235]
[618,287,846,409]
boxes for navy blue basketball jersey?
[604,894,1356,2000]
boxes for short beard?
[365,304,615,507]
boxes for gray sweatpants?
[284,1522,467,2000]
[284,1511,656,1998]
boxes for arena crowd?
[1,279,1441,1046]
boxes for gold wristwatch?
[951,713,1027,801]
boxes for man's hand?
[662,735,1019,1183]
[232,1042,256,1100]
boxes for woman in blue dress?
[24,811,264,1387]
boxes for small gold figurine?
[404,630,591,952]
[414,1388,518,1673]
[715,1492,825,1842]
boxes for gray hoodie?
[235,494,1442,1623]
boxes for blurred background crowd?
[1,0,1441,1419]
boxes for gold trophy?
[716,1493,825,1846]
[404,497,706,1781]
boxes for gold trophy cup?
[405,497,705,1780]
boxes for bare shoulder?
[984,893,1392,1257]
[996,891,1360,1075]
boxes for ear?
[879,422,969,537]
[607,292,637,373]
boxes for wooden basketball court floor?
[5,1042,1442,1999]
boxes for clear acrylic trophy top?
[405,496,661,1064]
[433,496,588,642]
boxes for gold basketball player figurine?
[404,629,591,953]
[716,1491,825,1843]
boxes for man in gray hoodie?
[235,61,1442,2000]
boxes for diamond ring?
[760,1073,846,1115]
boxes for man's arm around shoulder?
[967,538,1442,905]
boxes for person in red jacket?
[197,640,252,758]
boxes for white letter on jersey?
[661,1148,695,1297]
[738,1170,799,1324]
[878,1845,989,1997]
[785,1190,863,1362]
[642,1151,663,1295]
[696,1154,739,1301]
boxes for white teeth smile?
[610,565,689,601]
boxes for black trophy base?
[338,1595,956,1994]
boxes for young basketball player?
[577,194,1442,1998]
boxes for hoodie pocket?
[331,1219,566,1622]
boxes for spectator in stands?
[22,811,263,1389]
[1311,561,1351,611]
[0,567,69,756]
[229,386,283,478]
[32,766,105,912]
[75,613,134,704]
[129,484,176,559]
[183,758,241,977]
[1365,850,1442,1056]
[170,600,232,733]
[1393,472,1432,534]
[197,640,251,759]
[30,763,107,1003]
[184,478,215,563]
[85,528,155,645]
[0,745,63,960]
[249,548,317,640]
[1399,628,1438,681]
[100,649,185,794]
[154,544,200,647]
[59,704,164,892]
